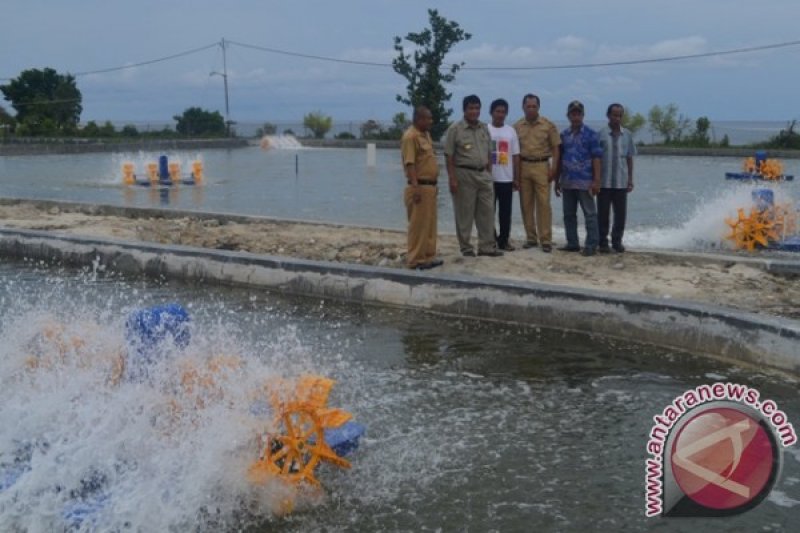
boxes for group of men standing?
[401,95,636,270]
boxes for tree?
[621,108,646,137]
[764,120,800,149]
[303,111,333,139]
[0,68,82,134]
[82,121,100,137]
[393,9,471,140]
[648,103,690,144]
[256,122,277,137]
[334,131,356,140]
[121,124,139,137]
[100,120,116,137]
[0,105,15,134]
[173,107,225,137]
[690,116,711,146]
[385,112,410,140]
[360,119,383,139]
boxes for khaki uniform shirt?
[444,120,491,169]
[401,126,439,180]
[513,116,561,159]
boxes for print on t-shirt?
[492,139,510,166]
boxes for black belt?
[456,165,486,171]
[408,180,437,186]
[521,156,550,163]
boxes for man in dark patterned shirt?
[555,100,602,256]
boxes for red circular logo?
[670,407,777,511]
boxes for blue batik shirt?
[559,124,603,190]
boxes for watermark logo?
[645,383,796,517]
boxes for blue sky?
[2,0,799,125]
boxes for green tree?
[621,108,646,137]
[121,124,139,137]
[334,131,356,140]
[256,122,277,137]
[764,120,800,149]
[0,68,82,134]
[360,119,383,139]
[100,120,116,137]
[82,121,100,137]
[0,105,15,134]
[648,103,690,144]
[303,111,333,139]
[385,112,410,140]
[393,9,471,140]
[690,116,711,147]
[173,107,225,137]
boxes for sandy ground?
[1,202,799,320]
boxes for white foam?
[626,183,798,250]
[260,135,303,150]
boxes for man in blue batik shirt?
[555,100,603,256]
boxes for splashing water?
[0,279,371,530]
[626,183,797,250]
[3,263,799,531]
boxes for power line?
[228,37,800,71]
[227,39,391,67]
[462,39,800,71]
[3,37,799,83]
[1,42,220,81]
[71,42,220,77]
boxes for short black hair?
[607,103,624,116]
[490,99,509,113]
[462,94,481,111]
[522,93,540,107]
[413,105,431,122]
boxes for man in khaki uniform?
[513,94,561,253]
[444,95,502,257]
[401,106,443,270]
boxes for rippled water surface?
[1,146,799,250]
[0,261,797,531]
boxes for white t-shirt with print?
[488,124,520,183]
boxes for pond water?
[1,146,799,250]
[0,261,797,531]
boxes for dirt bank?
[1,202,798,319]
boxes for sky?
[2,0,799,127]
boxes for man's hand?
[449,178,458,195]
[590,181,601,196]
[627,181,634,193]
[512,179,520,192]
[554,183,561,198]
[412,187,422,204]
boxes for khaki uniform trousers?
[405,185,438,267]
[519,161,552,246]
[452,168,495,254]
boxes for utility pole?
[210,38,231,136]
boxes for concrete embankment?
[0,138,249,156]
[0,204,798,375]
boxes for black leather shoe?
[428,258,444,268]
[522,241,538,249]
[541,244,552,253]
[598,245,611,254]
[498,243,516,251]
[581,248,597,257]
[612,244,626,253]
[462,250,476,257]
[557,245,581,252]
[478,250,504,257]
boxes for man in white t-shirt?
[488,98,521,251]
